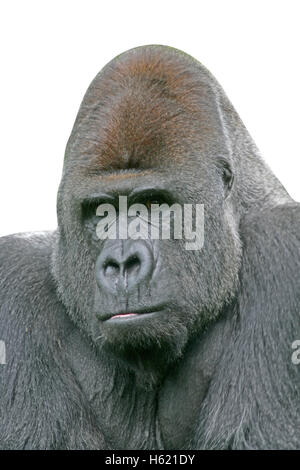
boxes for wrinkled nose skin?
[95,240,154,294]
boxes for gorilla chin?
[93,304,192,381]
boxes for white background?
[0,0,299,236]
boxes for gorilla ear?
[220,159,234,198]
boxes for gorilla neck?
[103,343,183,390]
[63,307,230,448]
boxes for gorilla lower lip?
[111,313,138,319]
[106,308,164,322]
[101,304,168,322]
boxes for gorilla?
[0,45,299,450]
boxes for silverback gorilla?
[0,45,299,450]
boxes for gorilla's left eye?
[145,198,163,210]
[131,189,173,209]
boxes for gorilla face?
[53,46,242,369]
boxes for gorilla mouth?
[111,313,138,319]
[103,305,167,322]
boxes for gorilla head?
[52,46,244,376]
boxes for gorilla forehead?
[67,45,225,174]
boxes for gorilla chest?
[87,361,208,449]
[91,381,206,450]
[65,331,208,449]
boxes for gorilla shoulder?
[0,231,56,298]
[0,232,59,335]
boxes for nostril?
[124,255,141,276]
[104,260,120,278]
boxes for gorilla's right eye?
[81,194,117,221]
[81,199,113,240]
[81,201,100,221]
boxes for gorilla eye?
[145,198,162,210]
[131,188,174,208]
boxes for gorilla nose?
[96,241,154,293]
